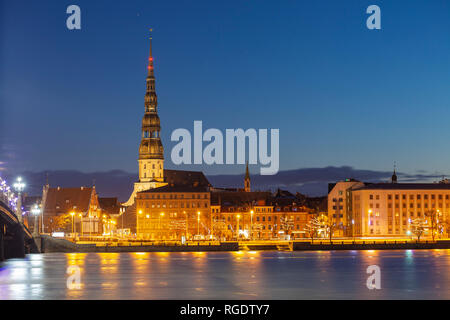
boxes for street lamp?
[160,212,165,239]
[70,211,75,235]
[250,210,254,240]
[197,211,201,235]
[13,177,25,223]
[31,204,41,237]
[160,212,164,228]
[78,213,83,235]
[237,214,241,239]
[184,211,188,240]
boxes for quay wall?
[31,236,450,254]
[293,240,450,251]
[38,235,239,253]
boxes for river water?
[0,250,449,299]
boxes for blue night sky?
[2,0,450,179]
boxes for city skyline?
[2,1,450,185]
[2,0,450,303]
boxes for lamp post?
[351,219,355,241]
[70,212,75,235]
[31,204,41,237]
[237,214,241,239]
[197,211,200,235]
[78,213,83,236]
[184,211,188,240]
[138,210,142,237]
[160,212,164,239]
[13,177,25,223]
[121,207,124,238]
[250,210,254,240]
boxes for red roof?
[44,187,93,216]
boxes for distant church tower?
[391,163,398,184]
[244,162,251,192]
[125,30,167,206]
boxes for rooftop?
[353,183,450,191]
[137,184,209,194]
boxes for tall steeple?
[145,29,157,113]
[139,29,164,182]
[391,162,398,183]
[244,162,251,192]
[124,29,168,207]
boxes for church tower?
[244,162,251,192]
[125,30,167,206]
[391,163,398,184]
[139,29,164,182]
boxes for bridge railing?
[0,177,18,213]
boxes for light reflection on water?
[0,250,449,299]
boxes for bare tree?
[279,215,294,239]
[318,214,338,243]
[426,210,443,241]
[304,217,321,243]
[410,218,426,242]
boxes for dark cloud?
[3,166,448,202]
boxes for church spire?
[147,29,154,78]
[139,29,164,179]
[145,28,157,114]
[391,162,398,183]
[244,162,251,192]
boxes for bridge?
[0,179,38,262]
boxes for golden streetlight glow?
[250,210,254,240]
[70,212,75,234]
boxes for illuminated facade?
[136,185,211,240]
[42,185,102,235]
[352,184,450,238]
[327,179,364,237]
[211,190,313,240]
[329,174,450,238]
[211,205,311,240]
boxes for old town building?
[136,184,211,240]
[42,185,102,235]
[211,189,313,240]
[329,171,450,238]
